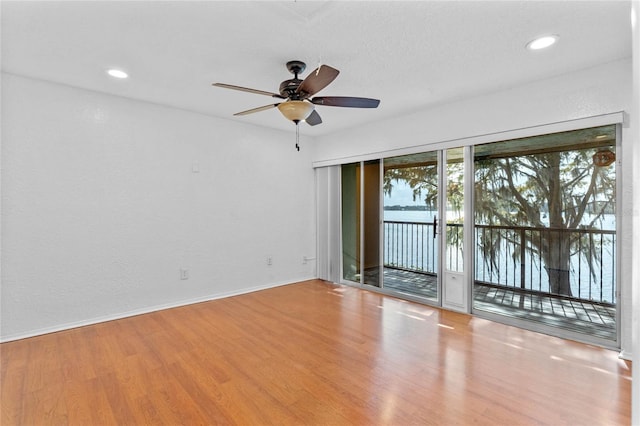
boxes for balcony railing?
[383,220,616,305]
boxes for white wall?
[312,59,630,163]
[630,1,639,423]
[1,58,633,353]
[1,73,317,341]
[312,58,634,356]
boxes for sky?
[384,180,422,206]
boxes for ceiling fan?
[212,60,380,127]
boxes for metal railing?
[383,221,616,304]
[384,220,438,274]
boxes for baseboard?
[0,277,315,343]
[618,349,633,361]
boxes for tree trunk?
[540,153,573,296]
[545,266,572,296]
[528,229,573,296]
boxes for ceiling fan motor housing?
[286,60,306,76]
[279,79,303,98]
[279,60,307,98]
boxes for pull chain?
[295,122,300,151]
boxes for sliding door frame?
[468,123,622,350]
[323,112,624,350]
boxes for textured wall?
[630,1,639,422]
[312,59,630,164]
[1,73,317,340]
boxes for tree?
[383,128,616,298]
[475,148,615,296]
[384,158,465,271]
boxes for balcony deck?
[380,267,616,341]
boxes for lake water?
[382,209,616,303]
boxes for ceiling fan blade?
[296,65,339,97]
[213,83,285,99]
[305,110,322,126]
[311,96,380,108]
[233,103,280,116]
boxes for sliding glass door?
[341,163,359,282]
[341,160,382,288]
[472,125,618,344]
[382,151,440,302]
[335,121,619,346]
[341,151,451,304]
[362,160,382,287]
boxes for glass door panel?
[472,125,618,343]
[445,147,464,273]
[382,151,439,302]
[341,163,360,282]
[341,160,381,287]
[363,160,381,287]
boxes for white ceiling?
[1,1,632,136]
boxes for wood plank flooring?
[1,279,632,425]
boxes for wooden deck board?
[375,268,616,340]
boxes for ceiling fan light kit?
[277,100,314,122]
[213,60,380,150]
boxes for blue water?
[382,210,616,303]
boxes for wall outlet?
[180,268,189,280]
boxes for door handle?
[433,216,438,239]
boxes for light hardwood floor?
[1,279,632,425]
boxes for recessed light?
[107,69,128,79]
[526,35,558,51]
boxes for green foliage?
[384,165,439,209]
[475,150,615,230]
[383,140,616,297]
[479,148,615,295]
